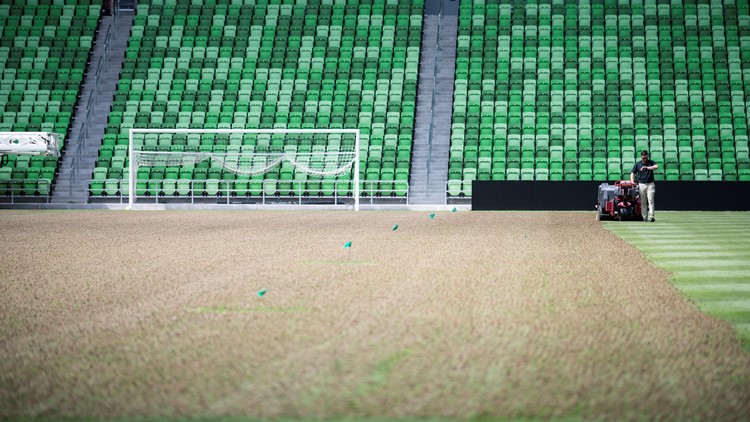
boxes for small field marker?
[452,207,457,212]
[429,213,435,219]
[392,224,399,231]
[258,289,268,297]
[343,241,352,249]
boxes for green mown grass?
[605,212,750,348]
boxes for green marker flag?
[258,289,268,297]
[392,224,399,231]
[429,213,435,219]
[452,207,457,212]
[343,241,352,249]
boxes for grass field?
[1,210,749,421]
[605,212,750,349]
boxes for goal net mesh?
[132,131,357,178]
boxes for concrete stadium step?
[409,11,458,205]
[51,11,134,205]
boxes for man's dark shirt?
[632,160,656,183]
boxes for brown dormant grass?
[0,210,748,421]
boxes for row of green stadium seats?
[0,72,85,86]
[0,98,80,112]
[0,180,54,196]
[108,114,413,128]
[129,25,422,43]
[110,94,416,107]
[456,72,750,85]
[0,123,69,134]
[454,84,750,96]
[96,157,410,177]
[114,83,416,96]
[108,101,415,116]
[0,166,55,178]
[449,163,750,179]
[456,5,747,24]
[462,1,743,12]
[450,137,749,149]
[449,122,750,135]
[0,34,95,48]
[120,64,418,78]
[109,108,415,119]
[454,62,750,75]
[1,16,98,28]
[0,3,101,14]
[127,31,422,47]
[0,45,90,55]
[445,166,750,185]
[117,69,418,86]
[0,156,58,168]
[450,132,750,151]
[123,46,421,61]
[91,179,407,199]
[130,21,423,37]
[112,90,416,104]
[451,121,750,134]
[0,166,55,196]
[102,132,411,147]
[100,164,408,180]
[115,77,418,95]
[137,2,422,17]
[450,153,749,171]
[2,111,73,123]
[149,0,422,6]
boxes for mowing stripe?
[628,239,750,245]
[698,300,750,311]
[605,211,750,349]
[679,284,750,293]
[657,260,750,268]
[680,283,750,297]
[647,252,750,259]
[636,245,724,251]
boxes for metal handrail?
[0,179,52,203]
[86,179,409,205]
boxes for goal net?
[128,128,360,209]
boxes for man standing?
[631,150,658,222]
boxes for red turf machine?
[596,181,642,221]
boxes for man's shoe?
[644,218,648,222]
[650,218,655,222]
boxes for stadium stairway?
[409,0,457,205]
[52,11,133,204]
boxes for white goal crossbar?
[128,128,361,210]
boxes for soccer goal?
[128,128,360,210]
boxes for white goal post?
[128,128,361,210]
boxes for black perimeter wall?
[472,181,750,211]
